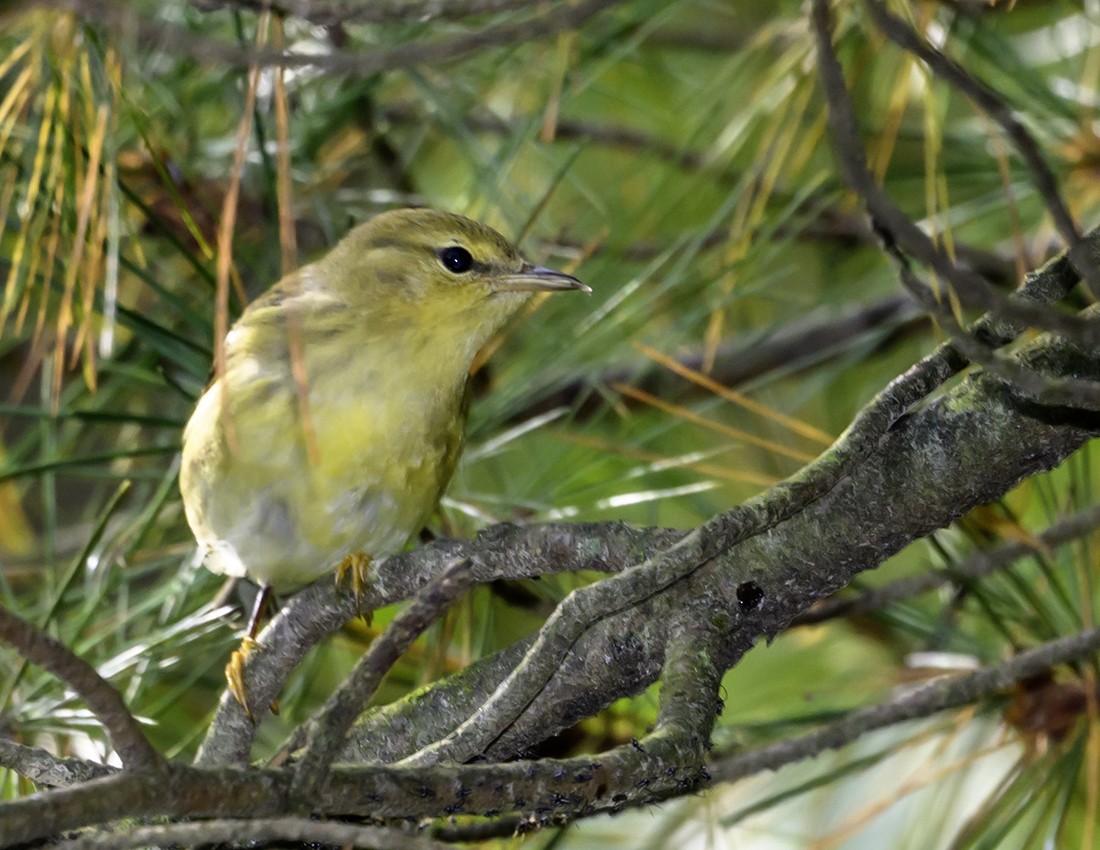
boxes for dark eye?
[439,246,474,274]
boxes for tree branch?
[0,605,164,774]
[197,521,684,765]
[862,0,1100,297]
[52,816,451,850]
[194,213,1100,770]
[5,212,1099,850]
[712,624,1100,783]
[291,558,474,802]
[0,739,115,788]
[54,0,626,76]
[809,0,1100,348]
[192,0,541,26]
[796,500,1100,626]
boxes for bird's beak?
[492,264,592,294]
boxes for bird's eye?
[439,246,474,274]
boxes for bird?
[179,207,589,717]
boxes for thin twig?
[0,738,116,788]
[892,256,1100,409]
[54,0,625,76]
[711,624,1100,782]
[810,0,1100,348]
[0,605,164,773]
[813,0,1100,410]
[863,0,1100,299]
[192,0,543,26]
[291,558,474,802]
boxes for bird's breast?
[183,328,472,591]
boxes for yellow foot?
[335,550,374,623]
[226,635,259,723]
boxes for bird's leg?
[225,583,271,723]
[335,550,373,622]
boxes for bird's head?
[315,208,589,344]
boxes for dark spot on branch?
[737,581,765,610]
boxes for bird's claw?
[336,550,374,624]
[226,635,259,723]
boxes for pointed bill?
[491,264,591,294]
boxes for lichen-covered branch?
[796,501,1100,626]
[198,521,684,765]
[312,317,1095,777]
[0,739,115,788]
[290,558,474,802]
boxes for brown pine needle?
[271,16,318,467]
[634,341,834,445]
[64,103,108,377]
[214,34,264,455]
[611,381,817,464]
[272,18,297,277]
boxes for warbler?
[179,208,588,714]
